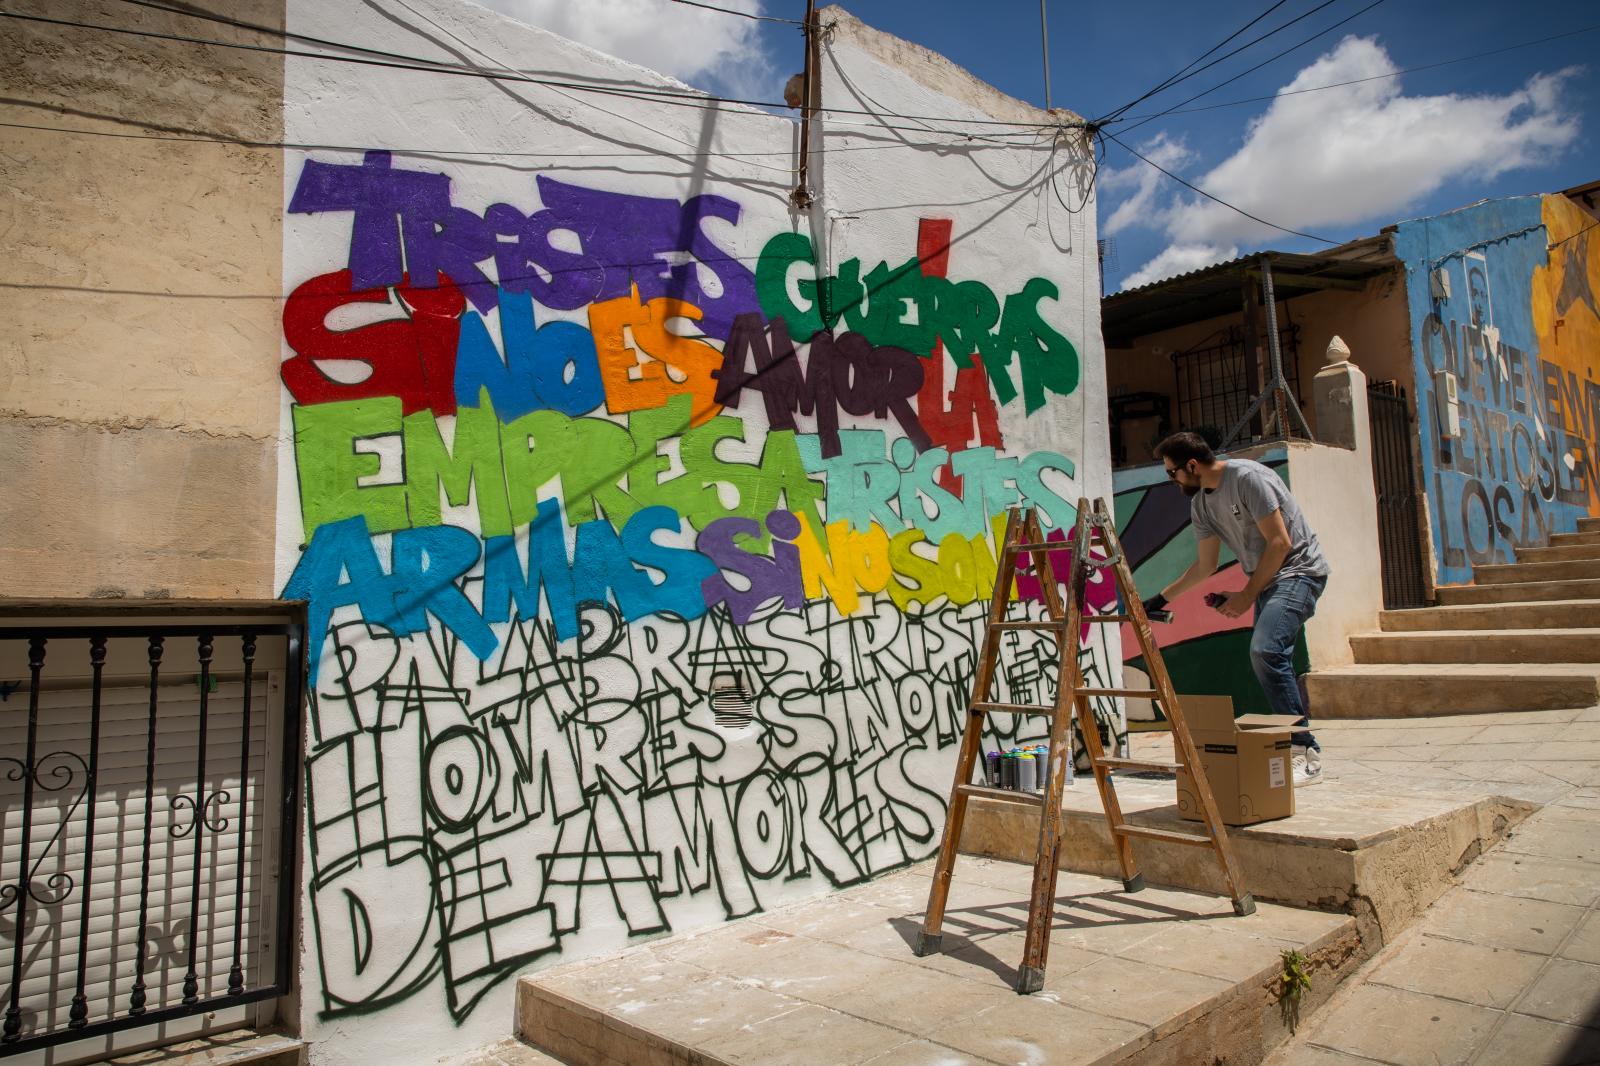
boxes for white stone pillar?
[1312,335,1369,451]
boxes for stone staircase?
[1307,517,1600,718]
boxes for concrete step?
[1550,530,1600,546]
[1516,543,1600,563]
[1475,558,1600,584]
[1306,663,1600,718]
[1381,599,1600,631]
[1349,628,1600,664]
[1580,517,1600,533]
[105,1033,303,1066]
[517,861,1366,1066]
[1436,578,1600,604]
[457,1039,567,1065]
[962,780,1531,952]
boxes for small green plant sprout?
[1279,948,1313,1033]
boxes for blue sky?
[486,0,1596,293]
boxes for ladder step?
[1112,823,1216,847]
[1079,687,1161,698]
[1006,541,1067,553]
[1096,757,1182,773]
[957,784,1044,807]
[991,620,1070,631]
[972,701,1058,716]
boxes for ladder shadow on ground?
[886,887,1237,986]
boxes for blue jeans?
[1250,574,1326,751]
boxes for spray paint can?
[1000,750,1019,791]
[1034,745,1050,792]
[1018,752,1038,794]
[984,751,1001,788]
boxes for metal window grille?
[1172,324,1301,442]
[1,615,304,1060]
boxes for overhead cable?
[1094,0,1291,124]
[1114,21,1600,123]
[0,117,1048,162]
[1549,217,1600,252]
[75,3,1079,131]
[1100,128,1336,244]
[667,0,803,24]
[1111,0,1387,138]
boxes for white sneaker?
[1292,748,1323,786]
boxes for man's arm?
[1160,535,1222,601]
[1218,509,1291,618]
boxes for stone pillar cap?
[1325,335,1352,365]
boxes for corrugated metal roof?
[1101,244,1395,348]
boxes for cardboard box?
[1174,695,1307,826]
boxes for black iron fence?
[1367,383,1430,609]
[0,611,304,1057]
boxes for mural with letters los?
[1395,194,1600,585]
[276,139,1110,1029]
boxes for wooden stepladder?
[914,498,1254,994]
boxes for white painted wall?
[276,3,1109,1062]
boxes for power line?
[1094,0,1291,124]
[1112,0,1387,138]
[0,116,1049,162]
[1115,21,1600,124]
[1100,128,1336,243]
[79,2,1077,132]
[1549,217,1600,252]
[1095,0,1343,124]
[667,0,802,24]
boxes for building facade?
[2,3,1113,1063]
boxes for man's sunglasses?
[1165,463,1192,479]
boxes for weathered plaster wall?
[1395,195,1600,585]
[1113,445,1305,718]
[274,3,1111,1062]
[0,0,285,598]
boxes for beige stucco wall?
[0,0,285,598]
[1286,433,1384,669]
[1105,268,1412,455]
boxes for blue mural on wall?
[1394,196,1594,586]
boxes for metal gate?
[1367,382,1429,609]
[1,606,304,1062]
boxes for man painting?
[1139,432,1328,784]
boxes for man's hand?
[1218,590,1255,619]
[1140,594,1172,623]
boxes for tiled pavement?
[1263,710,1600,1065]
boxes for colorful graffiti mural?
[277,151,1107,1023]
[1397,195,1600,585]
[1112,449,1306,716]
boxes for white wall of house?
[275,2,1109,1061]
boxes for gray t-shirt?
[1191,458,1328,585]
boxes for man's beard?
[1180,482,1202,497]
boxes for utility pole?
[1039,0,1053,110]
[792,0,819,209]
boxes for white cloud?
[1119,242,1239,290]
[473,0,779,99]
[1100,132,1192,235]
[1111,35,1582,287]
